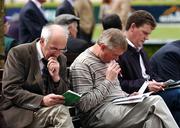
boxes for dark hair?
[102,14,122,30]
[126,10,156,30]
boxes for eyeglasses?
[49,45,68,53]
[60,45,68,53]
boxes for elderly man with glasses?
[0,24,74,128]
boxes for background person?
[54,14,91,66]
[74,0,95,43]
[0,24,74,128]
[102,13,122,30]
[150,40,180,81]
[19,0,48,43]
[111,0,131,30]
[3,16,19,60]
[56,0,77,17]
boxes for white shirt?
[36,41,45,74]
[126,38,149,80]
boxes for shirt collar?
[36,41,44,61]
[126,38,142,52]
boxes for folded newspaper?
[164,79,180,89]
[113,92,153,105]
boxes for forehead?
[110,47,125,55]
[48,32,67,48]
[139,24,154,31]
[137,24,153,34]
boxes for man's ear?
[130,23,136,32]
[99,43,106,51]
[40,37,45,46]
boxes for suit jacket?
[19,1,48,43]
[118,45,162,93]
[0,40,69,128]
[150,40,180,81]
[56,0,76,16]
[67,37,91,53]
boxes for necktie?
[41,58,50,94]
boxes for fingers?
[129,92,139,96]
[42,94,65,107]
[148,83,164,92]
[106,60,121,81]
[47,57,59,72]
[109,60,121,73]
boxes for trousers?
[84,95,178,128]
[157,88,180,126]
[26,105,74,128]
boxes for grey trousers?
[85,95,178,128]
[26,104,74,128]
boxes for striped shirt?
[70,49,128,112]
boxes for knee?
[147,95,165,106]
[149,95,163,101]
[55,104,70,115]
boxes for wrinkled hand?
[47,57,60,82]
[129,92,139,97]
[106,60,121,81]
[42,94,65,107]
[148,80,164,92]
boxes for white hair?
[41,24,69,44]
[41,25,52,44]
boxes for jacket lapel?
[30,41,44,92]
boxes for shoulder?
[21,1,35,11]
[70,49,100,71]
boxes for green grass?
[150,24,180,40]
[5,0,180,8]
[92,24,180,41]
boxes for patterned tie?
[41,58,50,94]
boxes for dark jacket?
[118,45,162,93]
[19,1,48,43]
[0,40,68,128]
[150,40,180,81]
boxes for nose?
[54,50,61,57]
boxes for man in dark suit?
[54,14,92,66]
[19,0,48,43]
[56,0,76,16]
[0,24,74,128]
[150,40,180,81]
[117,10,180,126]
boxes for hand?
[106,60,121,81]
[47,57,60,82]
[42,94,65,107]
[148,80,164,92]
[129,92,139,97]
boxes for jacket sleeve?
[2,47,43,111]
